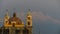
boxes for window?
[13,23,15,27]
[28,22,30,25]
[6,21,8,23]
[28,17,30,20]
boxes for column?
[2,28,3,34]
[19,28,23,34]
[9,27,12,34]
[29,28,32,34]
[20,29,23,34]
[12,27,15,34]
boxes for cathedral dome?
[8,12,23,25]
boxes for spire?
[13,12,17,17]
[13,8,16,12]
[28,9,31,11]
[5,9,9,17]
[27,9,31,16]
[13,8,17,17]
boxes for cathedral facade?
[0,9,32,34]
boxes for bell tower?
[26,9,32,27]
[26,9,32,34]
[4,9,10,27]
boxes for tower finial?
[28,9,31,11]
[13,8,17,17]
[13,12,17,17]
[5,9,9,16]
[13,8,16,12]
[6,9,8,12]
[27,9,31,16]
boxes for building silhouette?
[0,9,32,34]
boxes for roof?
[8,12,23,25]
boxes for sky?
[0,0,60,34]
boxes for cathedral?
[0,9,32,34]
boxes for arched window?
[28,22,30,25]
[13,23,15,27]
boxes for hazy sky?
[0,0,60,23]
[0,0,60,34]
[0,0,60,18]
